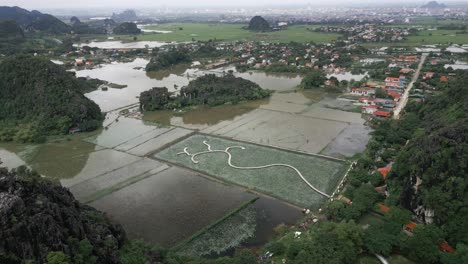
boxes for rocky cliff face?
[0,166,126,263]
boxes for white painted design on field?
[177,140,331,198]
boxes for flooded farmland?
[0,60,371,254]
[75,40,171,49]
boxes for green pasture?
[362,29,468,48]
[130,23,340,43]
[155,134,348,209]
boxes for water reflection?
[234,70,302,91]
[143,100,268,129]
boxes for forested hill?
[0,6,70,33]
[0,56,103,142]
[377,71,467,247]
[113,22,141,34]
[248,16,270,31]
[0,20,24,39]
[140,74,271,111]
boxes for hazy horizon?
[1,0,465,9]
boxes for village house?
[351,88,375,96]
[362,105,379,114]
[387,90,402,101]
[373,110,393,118]
[385,76,406,89]
[404,221,417,235]
[399,68,414,74]
[423,71,435,79]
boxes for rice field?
[155,134,348,209]
[176,200,258,256]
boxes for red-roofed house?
[404,222,417,234]
[378,165,392,179]
[423,72,435,79]
[374,110,392,118]
[378,203,390,213]
[400,68,414,74]
[440,76,447,82]
[439,242,455,253]
[387,90,402,101]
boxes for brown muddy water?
[0,62,370,253]
[74,60,305,112]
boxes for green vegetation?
[113,22,141,34]
[140,74,271,110]
[0,6,69,34]
[76,77,106,93]
[0,56,103,143]
[177,200,258,257]
[145,48,191,71]
[324,70,468,263]
[301,70,327,89]
[117,23,341,43]
[248,16,270,32]
[156,134,348,208]
[0,20,24,39]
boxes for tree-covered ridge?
[140,74,271,111]
[0,20,24,39]
[247,16,270,31]
[346,71,468,263]
[113,22,141,34]
[0,166,126,264]
[145,48,192,72]
[0,6,70,34]
[0,56,103,142]
[388,72,468,246]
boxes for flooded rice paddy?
[0,61,371,253]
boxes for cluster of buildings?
[317,24,410,43]
[349,55,422,118]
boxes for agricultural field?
[363,29,468,48]
[155,134,349,209]
[130,23,340,43]
[176,201,257,257]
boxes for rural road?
[393,53,428,119]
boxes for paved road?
[393,53,428,119]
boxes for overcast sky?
[1,0,458,9]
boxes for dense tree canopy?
[0,6,70,33]
[0,56,103,142]
[140,74,271,111]
[301,70,327,89]
[145,48,192,72]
